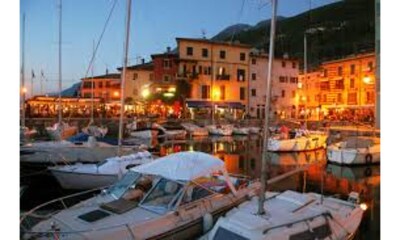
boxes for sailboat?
[45,0,77,140]
[202,1,365,239]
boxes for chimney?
[166,46,171,53]
[141,58,145,64]
[106,68,109,75]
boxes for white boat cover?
[131,151,226,181]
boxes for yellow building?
[302,52,376,120]
[80,72,121,102]
[176,38,251,119]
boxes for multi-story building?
[150,49,179,96]
[303,52,376,120]
[80,72,121,102]
[248,51,299,119]
[122,60,154,100]
[176,38,251,119]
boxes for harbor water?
[20,134,380,239]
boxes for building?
[176,38,251,120]
[80,72,121,102]
[151,49,179,95]
[303,52,376,121]
[248,51,300,119]
[122,60,154,100]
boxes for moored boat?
[268,130,328,152]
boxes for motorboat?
[232,126,250,135]
[268,130,328,152]
[21,151,260,239]
[81,125,108,138]
[20,136,136,166]
[153,123,187,139]
[249,127,261,134]
[46,122,78,141]
[327,136,380,165]
[207,124,233,136]
[181,122,209,136]
[49,151,153,190]
[201,190,366,240]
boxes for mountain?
[48,82,81,97]
[212,0,375,69]
[212,23,252,41]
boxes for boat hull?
[50,170,118,190]
[327,145,380,165]
[268,134,328,152]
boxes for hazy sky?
[20,0,338,95]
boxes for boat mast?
[91,39,95,124]
[258,0,277,215]
[58,0,62,125]
[303,33,307,127]
[21,13,26,128]
[118,0,132,156]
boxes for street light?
[113,91,119,97]
[141,88,150,98]
[363,76,372,84]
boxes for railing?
[216,74,230,80]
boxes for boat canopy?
[131,151,226,181]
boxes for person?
[279,124,289,140]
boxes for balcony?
[216,74,230,80]
[176,72,199,80]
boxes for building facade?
[303,52,376,121]
[150,51,179,96]
[176,38,251,119]
[80,73,121,102]
[248,51,299,119]
[123,61,154,101]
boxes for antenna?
[201,29,207,39]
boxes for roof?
[117,62,154,71]
[81,73,120,80]
[176,37,252,49]
[322,52,375,65]
[151,52,179,59]
[131,151,226,181]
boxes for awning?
[186,100,244,109]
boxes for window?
[282,61,286,68]
[83,81,92,88]
[251,58,256,65]
[281,90,285,98]
[240,87,246,100]
[251,89,256,97]
[335,79,344,89]
[199,66,203,75]
[292,91,296,98]
[251,73,256,81]
[337,93,342,103]
[350,64,355,75]
[98,82,103,88]
[237,69,246,82]
[350,78,355,88]
[163,59,171,69]
[240,52,246,61]
[163,75,171,82]
[323,69,328,77]
[133,73,138,80]
[105,81,110,88]
[219,50,226,59]
[290,77,296,83]
[279,76,285,83]
[201,85,210,99]
[186,47,193,56]
[348,92,357,104]
[338,66,343,76]
[220,85,226,100]
[202,48,208,58]
[292,61,297,68]
[368,61,373,71]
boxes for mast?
[211,43,215,124]
[117,0,132,155]
[91,40,95,124]
[258,0,277,215]
[58,0,62,125]
[21,13,26,128]
[303,33,307,126]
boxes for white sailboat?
[202,1,365,239]
[49,150,153,190]
[327,136,380,165]
[181,122,209,136]
[207,124,234,136]
[268,130,328,152]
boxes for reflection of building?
[80,72,121,102]
[249,51,299,119]
[176,38,251,119]
[302,52,376,119]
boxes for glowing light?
[360,203,368,211]
[113,91,119,97]
[363,76,372,84]
[22,87,27,93]
[212,88,220,100]
[156,88,162,92]
[301,96,306,102]
[168,87,176,93]
[163,92,174,98]
[297,82,303,89]
[141,89,150,98]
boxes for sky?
[20,0,339,95]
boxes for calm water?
[20,135,380,239]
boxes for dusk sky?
[20,0,338,95]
